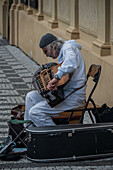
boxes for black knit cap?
[39,33,57,48]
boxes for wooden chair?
[52,64,102,125]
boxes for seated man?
[24,33,86,127]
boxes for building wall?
[1,0,113,107]
[18,10,57,64]
[0,1,3,34]
[111,0,113,55]
[79,0,97,35]
[43,0,51,16]
[57,0,70,24]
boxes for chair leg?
[88,110,95,123]
[92,109,101,123]
[8,122,32,148]
[67,111,74,123]
[90,98,101,123]
[79,110,85,123]
[8,123,27,147]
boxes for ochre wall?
[0,1,2,34]
[79,0,97,36]
[18,11,58,64]
[81,42,113,107]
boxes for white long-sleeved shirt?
[55,40,86,101]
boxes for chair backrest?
[78,64,101,124]
[87,64,101,81]
[86,64,101,101]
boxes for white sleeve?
[55,46,79,79]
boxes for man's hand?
[47,78,59,91]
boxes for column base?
[26,8,33,15]
[16,4,23,10]
[92,40,111,56]
[48,19,58,29]
[66,27,79,39]
[11,3,17,10]
[35,13,44,21]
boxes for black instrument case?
[26,123,113,162]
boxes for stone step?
[0,122,8,128]
[0,126,8,132]
[0,112,11,116]
[0,134,8,143]
[0,105,17,110]
[0,115,12,121]
[0,157,42,169]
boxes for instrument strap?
[64,82,87,100]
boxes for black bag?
[0,135,18,161]
[98,104,113,122]
[0,152,22,161]
[0,135,27,161]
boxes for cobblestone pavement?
[0,34,113,169]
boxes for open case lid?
[26,123,113,134]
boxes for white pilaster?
[36,0,44,21]
[92,0,111,56]
[48,0,58,29]
[66,0,79,39]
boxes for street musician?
[24,33,86,127]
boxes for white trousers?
[24,90,85,127]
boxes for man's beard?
[52,49,58,59]
[48,48,59,59]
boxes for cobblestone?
[18,73,33,77]
[0,90,19,96]
[0,96,25,104]
[0,84,14,89]
[0,74,6,78]
[0,36,38,150]
[0,78,10,83]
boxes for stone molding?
[66,0,79,39]
[26,0,33,15]
[92,40,111,56]
[92,0,111,56]
[48,0,58,29]
[36,0,44,21]
[48,19,58,29]
[66,26,79,39]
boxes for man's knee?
[29,107,37,120]
[26,90,39,103]
[26,91,35,99]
